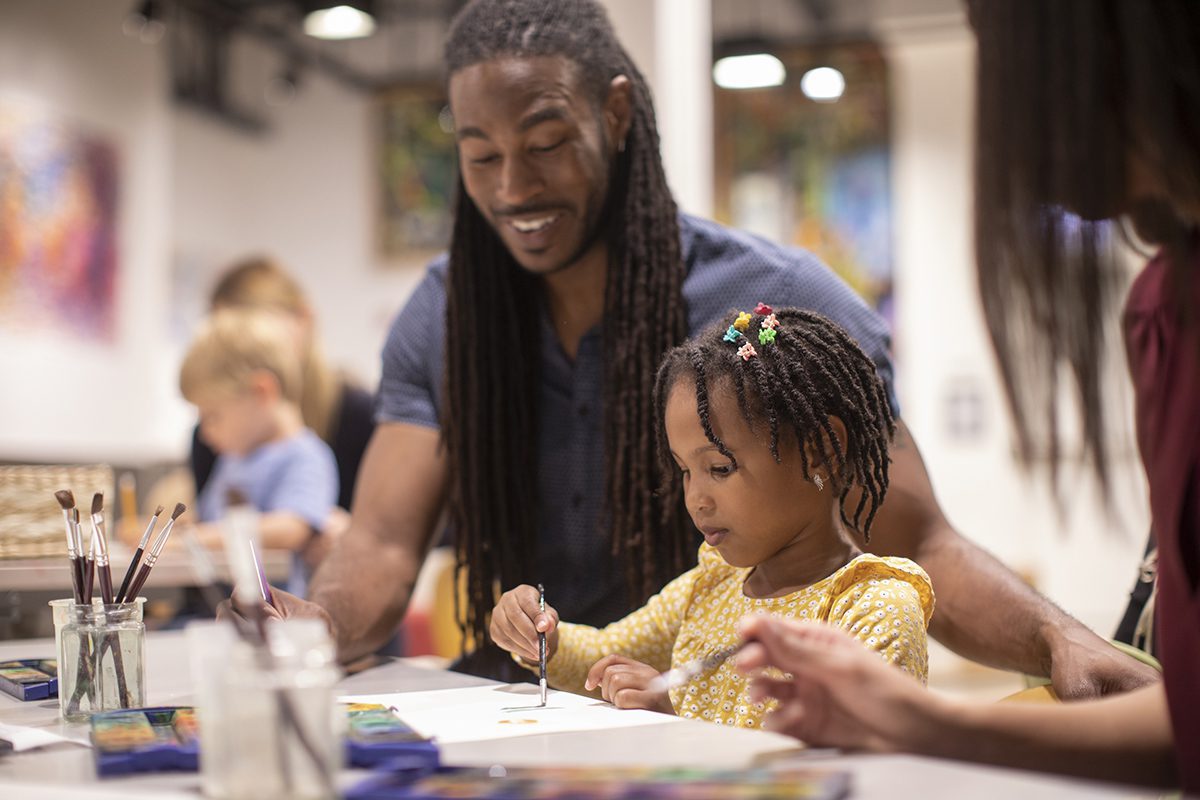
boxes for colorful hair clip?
[754,303,773,316]
[723,326,742,343]
[761,313,779,330]
[733,312,752,332]
[737,342,757,361]
[758,328,777,346]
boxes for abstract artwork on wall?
[714,42,893,323]
[376,85,457,264]
[0,101,120,340]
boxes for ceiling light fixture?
[302,2,377,40]
[712,53,786,90]
[800,66,845,102]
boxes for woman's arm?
[737,616,1177,788]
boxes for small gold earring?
[814,474,824,492]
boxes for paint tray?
[89,703,439,776]
[90,706,199,776]
[0,659,58,701]
[345,764,853,800]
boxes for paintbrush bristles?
[171,502,187,520]
[55,490,76,510]
[91,492,104,515]
[154,505,164,517]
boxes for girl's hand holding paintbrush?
[490,585,560,665]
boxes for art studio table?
[0,632,1162,799]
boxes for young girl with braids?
[490,305,934,728]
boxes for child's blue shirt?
[196,428,338,597]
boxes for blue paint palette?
[88,703,439,776]
[345,765,853,800]
[91,706,199,776]
[0,660,58,701]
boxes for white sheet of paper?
[340,683,676,744]
[0,721,86,752]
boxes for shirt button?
[571,494,583,509]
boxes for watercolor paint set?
[89,703,439,776]
[0,660,58,701]
[344,764,852,800]
[91,706,200,776]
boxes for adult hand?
[584,655,675,714]
[490,584,559,664]
[737,616,938,751]
[215,586,335,639]
[1045,626,1161,700]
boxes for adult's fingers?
[737,616,848,678]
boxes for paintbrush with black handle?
[90,493,115,605]
[122,503,186,601]
[116,505,162,604]
[52,491,84,603]
[79,509,94,604]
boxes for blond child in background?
[491,306,933,729]
[179,308,338,597]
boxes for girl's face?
[664,378,833,570]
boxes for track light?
[800,66,845,102]
[302,2,377,40]
[712,53,786,90]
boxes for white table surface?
[0,632,1162,799]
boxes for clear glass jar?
[50,598,146,721]
[188,619,343,800]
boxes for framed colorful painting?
[714,41,893,322]
[375,84,457,264]
[0,101,119,340]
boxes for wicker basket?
[0,465,114,560]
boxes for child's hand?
[490,585,560,664]
[584,655,675,715]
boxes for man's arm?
[851,420,1159,697]
[303,422,448,663]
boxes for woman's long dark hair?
[971,0,1200,486]
[442,0,692,649]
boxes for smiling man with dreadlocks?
[266,0,1157,693]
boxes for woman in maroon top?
[734,0,1199,789]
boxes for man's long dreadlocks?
[442,0,693,649]
[653,308,895,540]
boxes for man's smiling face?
[449,55,618,276]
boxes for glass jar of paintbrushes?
[49,489,188,721]
[51,598,146,721]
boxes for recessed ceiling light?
[712,54,786,90]
[800,66,845,102]
[303,3,377,40]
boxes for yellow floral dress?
[543,544,934,729]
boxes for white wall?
[169,45,424,395]
[0,0,179,464]
[602,0,713,217]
